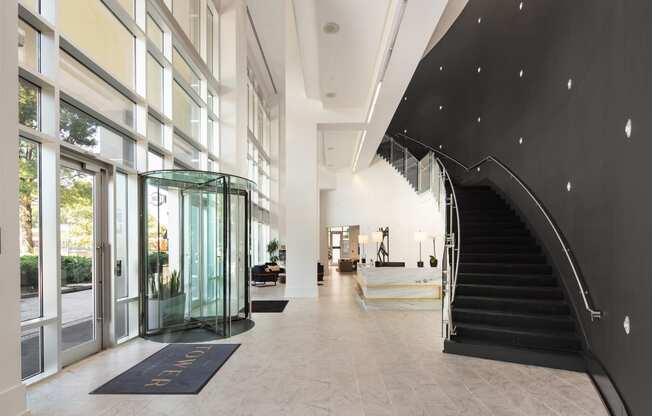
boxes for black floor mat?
[90,343,239,395]
[251,300,288,313]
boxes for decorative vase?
[417,261,424,268]
[429,257,438,267]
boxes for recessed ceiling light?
[566,181,572,192]
[567,78,573,90]
[477,116,482,123]
[323,22,340,34]
[477,17,482,23]
[518,137,524,144]
[439,66,443,71]
[519,69,524,78]
[403,129,407,133]
[404,96,407,101]
[326,92,336,98]
[625,118,632,139]
[439,105,443,110]
[439,145,443,149]
[477,66,482,73]
[519,2,524,10]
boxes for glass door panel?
[60,163,103,365]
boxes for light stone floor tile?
[27,269,608,416]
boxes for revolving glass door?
[141,170,254,340]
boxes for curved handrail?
[396,132,602,321]
[434,156,461,301]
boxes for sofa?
[251,262,285,286]
[337,258,358,273]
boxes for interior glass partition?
[140,170,254,341]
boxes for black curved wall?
[389,1,650,414]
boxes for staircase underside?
[446,186,586,372]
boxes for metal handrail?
[396,132,602,321]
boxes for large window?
[172,0,200,50]
[147,54,164,111]
[174,134,200,169]
[19,138,43,380]
[148,150,164,170]
[18,19,40,72]
[172,82,200,142]
[59,51,135,130]
[19,78,40,130]
[146,14,164,52]
[60,101,136,168]
[173,48,200,94]
[59,0,135,88]
[148,114,165,149]
[19,139,42,322]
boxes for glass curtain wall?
[16,0,221,382]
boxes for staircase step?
[456,284,564,300]
[460,253,547,263]
[444,339,586,372]
[461,243,541,254]
[462,229,531,238]
[457,272,557,286]
[459,262,552,274]
[454,295,570,314]
[462,236,535,245]
[453,308,575,331]
[453,322,581,351]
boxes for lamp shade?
[358,234,369,244]
[371,231,384,243]
[414,231,427,242]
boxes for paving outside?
[26,270,608,416]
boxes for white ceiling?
[293,0,393,109]
[322,130,363,169]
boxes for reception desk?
[354,266,442,310]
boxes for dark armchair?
[251,262,285,286]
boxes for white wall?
[0,1,28,414]
[321,158,445,269]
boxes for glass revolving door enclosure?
[140,170,255,341]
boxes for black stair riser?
[454,296,570,314]
[457,274,557,286]
[454,327,581,351]
[459,263,552,274]
[456,284,564,300]
[460,253,547,263]
[453,309,575,331]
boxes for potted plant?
[267,238,280,263]
[430,237,438,267]
[147,269,186,329]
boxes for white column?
[282,1,319,298]
[219,0,248,178]
[0,1,29,414]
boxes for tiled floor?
[26,270,608,416]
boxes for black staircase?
[444,186,586,371]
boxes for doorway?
[59,158,108,367]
